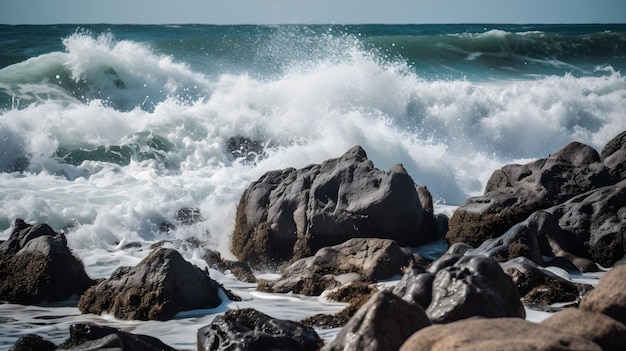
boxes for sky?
[1,0,625,25]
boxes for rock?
[447,141,612,247]
[227,136,268,164]
[0,219,94,304]
[9,334,56,351]
[78,248,223,320]
[580,264,626,325]
[232,145,442,269]
[399,317,602,351]
[197,308,322,351]
[541,308,626,351]
[261,238,414,295]
[392,263,435,309]
[326,290,431,351]
[57,323,176,351]
[303,281,378,328]
[425,255,525,323]
[601,130,626,181]
[204,249,257,283]
[548,180,626,268]
[501,257,591,305]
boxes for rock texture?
[232,145,442,269]
[78,248,223,321]
[197,308,322,351]
[260,238,414,295]
[399,317,602,351]
[579,264,626,325]
[0,219,94,304]
[447,141,613,247]
[58,323,176,351]
[326,290,431,351]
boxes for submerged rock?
[260,238,413,295]
[0,219,94,304]
[197,308,322,351]
[232,145,443,269]
[399,317,602,351]
[327,290,431,351]
[78,248,224,321]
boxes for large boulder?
[399,317,602,351]
[601,130,626,181]
[232,145,442,269]
[326,290,431,351]
[260,238,414,295]
[393,255,525,323]
[197,308,322,351]
[447,141,612,247]
[541,308,626,351]
[0,219,94,304]
[579,264,626,325]
[78,248,224,321]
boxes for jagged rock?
[57,323,176,351]
[197,308,322,351]
[0,219,94,304]
[580,264,626,325]
[447,141,612,247]
[501,257,592,305]
[204,249,257,283]
[541,308,626,351]
[326,290,431,351]
[78,248,224,321]
[425,255,525,323]
[399,317,602,351]
[232,145,442,269]
[260,238,414,295]
[601,130,626,181]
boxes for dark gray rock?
[426,255,525,323]
[9,334,55,351]
[232,145,442,269]
[326,290,431,351]
[580,264,626,325]
[261,238,414,295]
[78,248,224,321]
[58,323,176,351]
[204,249,257,283]
[601,130,626,182]
[447,141,612,248]
[392,263,435,309]
[0,219,94,304]
[197,308,322,351]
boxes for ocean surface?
[1,23,625,349]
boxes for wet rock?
[501,257,591,305]
[392,263,435,309]
[425,255,525,323]
[227,136,268,164]
[601,129,626,181]
[9,334,55,351]
[261,238,413,295]
[579,264,626,325]
[0,219,94,304]
[447,141,612,247]
[232,145,442,269]
[327,290,431,351]
[302,281,378,328]
[541,308,626,351]
[204,249,257,283]
[78,248,223,321]
[197,308,322,351]
[58,323,176,351]
[399,317,602,351]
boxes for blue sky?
[1,0,625,25]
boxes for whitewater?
[1,24,625,349]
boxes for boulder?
[260,238,414,295]
[0,219,94,304]
[541,308,626,351]
[9,335,55,351]
[78,248,224,321]
[204,249,257,283]
[579,264,626,325]
[232,145,442,269]
[501,257,592,305]
[425,255,525,323]
[399,317,602,351]
[601,130,626,181]
[447,141,612,247]
[548,180,626,268]
[57,323,176,351]
[326,290,431,351]
[197,308,322,351]
[392,263,435,309]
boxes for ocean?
[1,23,625,349]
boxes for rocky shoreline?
[3,131,626,350]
